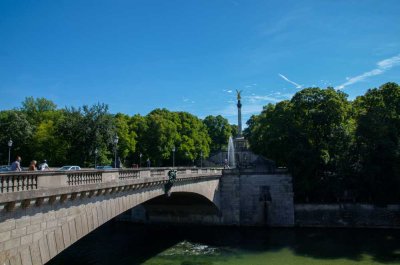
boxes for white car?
[57,166,81,171]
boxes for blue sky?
[1,0,400,125]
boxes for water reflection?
[48,221,400,265]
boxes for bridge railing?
[0,167,222,194]
[0,173,38,193]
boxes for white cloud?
[245,83,258,88]
[244,95,280,103]
[278,74,302,89]
[227,90,232,93]
[377,54,400,69]
[182,97,195,104]
[336,53,400,90]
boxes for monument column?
[236,90,242,137]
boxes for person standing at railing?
[29,160,37,171]
[11,156,22,171]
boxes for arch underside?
[123,192,221,225]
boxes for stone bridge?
[0,168,222,265]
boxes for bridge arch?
[124,191,221,225]
[0,172,220,265]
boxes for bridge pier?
[220,168,294,226]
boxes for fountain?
[227,136,236,168]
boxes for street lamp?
[7,139,13,166]
[172,146,176,168]
[94,148,98,168]
[113,135,119,168]
[200,151,203,168]
[139,153,142,168]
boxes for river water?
[48,221,400,265]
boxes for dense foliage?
[245,82,400,203]
[203,115,235,152]
[0,100,217,168]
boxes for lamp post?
[113,135,119,168]
[7,139,13,166]
[172,146,176,168]
[139,153,142,168]
[94,148,98,168]
[200,151,203,168]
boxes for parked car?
[57,166,81,171]
[0,165,11,172]
[95,165,113,170]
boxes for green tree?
[135,109,211,167]
[352,82,400,203]
[143,109,180,166]
[130,114,148,166]
[31,111,69,166]
[203,115,232,152]
[56,104,116,167]
[115,113,137,166]
[245,88,353,202]
[21,97,57,125]
[0,110,34,165]
[177,112,210,166]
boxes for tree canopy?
[245,83,400,203]
[0,101,215,168]
[203,115,233,153]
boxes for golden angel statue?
[236,89,242,101]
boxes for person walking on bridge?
[38,160,49,170]
[29,160,37,171]
[11,156,22,171]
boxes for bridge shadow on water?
[48,221,400,265]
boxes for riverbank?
[295,204,400,228]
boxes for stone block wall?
[219,170,241,225]
[220,170,294,226]
[0,193,136,265]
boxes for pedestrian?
[146,158,151,168]
[29,160,37,171]
[117,157,122,168]
[11,156,22,171]
[38,160,49,171]
[224,158,229,169]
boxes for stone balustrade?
[0,168,222,196]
